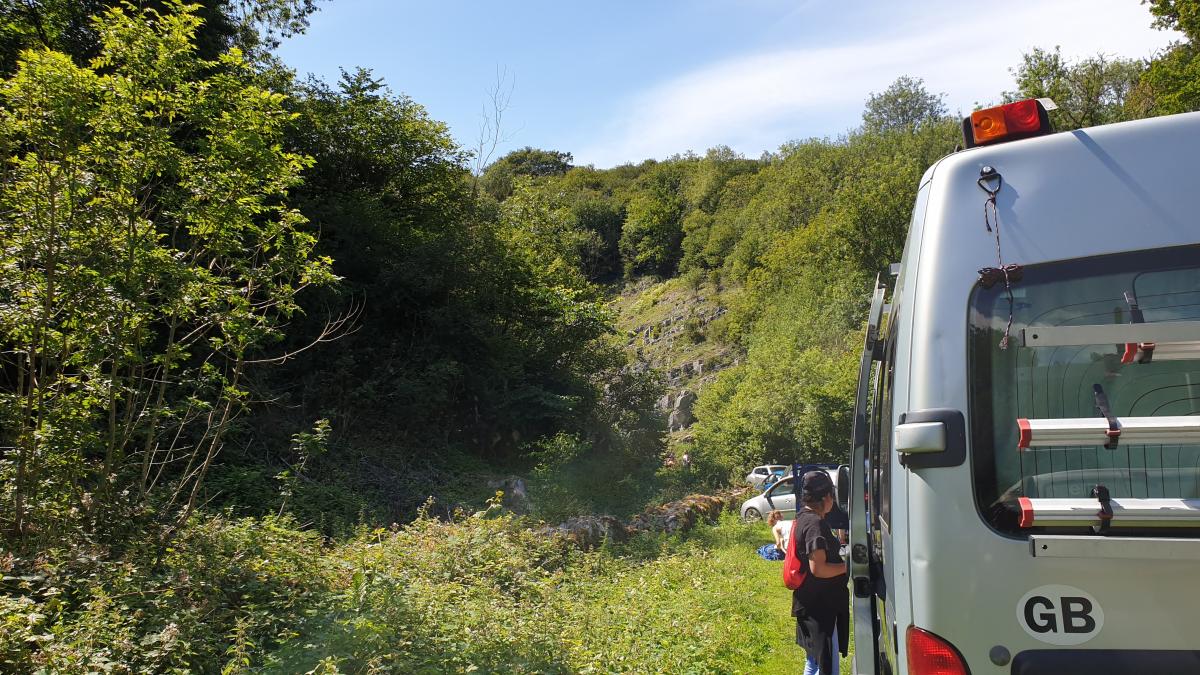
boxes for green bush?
[0,515,329,673]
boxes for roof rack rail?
[1021,320,1200,348]
[1017,415,1200,450]
[1018,497,1200,529]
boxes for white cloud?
[575,0,1180,167]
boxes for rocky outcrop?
[628,307,728,351]
[667,389,697,432]
[542,489,750,549]
[547,515,628,549]
[664,359,708,386]
[627,493,723,534]
[618,284,741,437]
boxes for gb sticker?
[1017,585,1104,646]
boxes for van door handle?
[894,409,967,469]
[894,421,945,454]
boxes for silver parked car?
[741,476,798,521]
[740,467,846,521]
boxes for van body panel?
[864,111,1200,674]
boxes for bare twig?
[242,300,362,365]
[471,66,518,181]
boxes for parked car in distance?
[741,466,846,522]
[744,464,788,489]
[742,476,797,521]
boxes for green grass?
[705,519,855,674]
[2,510,857,673]
[553,514,855,673]
[260,511,839,673]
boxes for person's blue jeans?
[802,626,838,675]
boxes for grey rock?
[486,476,532,515]
[547,515,628,549]
[668,389,697,431]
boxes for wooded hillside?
[1,0,1198,670]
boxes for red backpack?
[782,517,808,590]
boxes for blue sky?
[277,1,1180,168]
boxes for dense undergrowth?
[1,510,828,673]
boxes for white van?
[847,102,1200,674]
[745,464,790,489]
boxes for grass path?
[588,513,856,673]
[716,517,854,674]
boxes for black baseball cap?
[801,470,835,501]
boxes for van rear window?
[968,245,1200,534]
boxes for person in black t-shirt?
[791,470,849,675]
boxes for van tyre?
[743,507,762,522]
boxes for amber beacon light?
[962,98,1054,148]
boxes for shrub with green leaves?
[0,1,334,544]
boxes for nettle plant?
[0,1,335,543]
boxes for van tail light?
[907,626,970,675]
[962,98,1054,148]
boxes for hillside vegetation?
[2,0,1199,670]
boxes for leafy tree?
[619,162,689,277]
[481,146,574,201]
[500,178,603,283]
[0,1,333,541]
[496,146,574,177]
[1137,0,1200,115]
[550,165,643,280]
[569,193,625,280]
[682,113,957,476]
[497,175,627,282]
[1005,47,1145,128]
[1147,0,1200,39]
[267,67,619,503]
[0,0,321,75]
[683,146,759,214]
[706,139,840,283]
[862,75,947,132]
[690,211,867,476]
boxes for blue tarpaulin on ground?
[756,543,784,561]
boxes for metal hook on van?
[1091,484,1113,535]
[1092,384,1121,449]
[977,165,1002,197]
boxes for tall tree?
[1005,47,1145,128]
[481,146,574,201]
[1137,0,1200,115]
[1147,0,1200,39]
[0,1,333,540]
[862,76,947,132]
[0,0,320,75]
[619,162,688,278]
[273,68,614,481]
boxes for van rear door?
[849,277,886,675]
